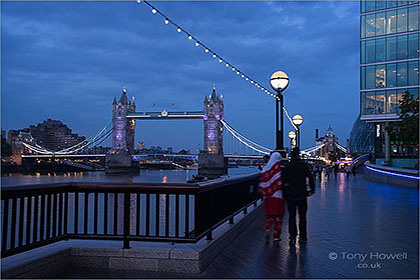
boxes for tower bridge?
[108,86,227,177]
[20,86,340,175]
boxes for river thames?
[1,167,259,187]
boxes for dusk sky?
[1,0,360,153]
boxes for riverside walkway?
[57,172,419,279]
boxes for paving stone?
[158,259,200,274]
[78,247,123,257]
[70,255,109,269]
[122,248,169,259]
[169,245,199,260]
[109,257,158,271]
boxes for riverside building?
[355,0,419,163]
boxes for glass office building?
[359,0,419,158]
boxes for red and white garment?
[259,152,284,216]
[259,152,283,199]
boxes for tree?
[386,91,419,145]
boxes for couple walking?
[259,148,315,245]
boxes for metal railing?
[1,174,260,258]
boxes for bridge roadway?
[57,173,419,279]
[21,154,264,159]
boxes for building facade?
[8,119,85,153]
[360,0,419,159]
[349,114,375,154]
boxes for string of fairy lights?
[136,0,297,129]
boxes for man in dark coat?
[282,148,315,246]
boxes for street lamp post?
[270,71,289,150]
[292,115,303,150]
[288,131,296,151]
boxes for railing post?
[123,192,130,249]
[229,216,234,224]
[206,231,213,240]
[243,206,248,214]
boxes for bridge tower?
[112,88,136,154]
[106,88,136,174]
[199,86,227,178]
[203,86,224,154]
[316,126,342,160]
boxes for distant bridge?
[20,88,347,165]
[127,111,204,120]
[21,154,264,160]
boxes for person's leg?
[264,215,273,231]
[287,199,297,242]
[297,199,308,241]
[264,215,273,243]
[273,216,281,239]
[273,200,285,240]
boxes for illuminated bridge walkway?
[57,174,418,279]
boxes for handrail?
[1,174,260,258]
[198,173,260,192]
[1,182,200,196]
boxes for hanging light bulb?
[136,0,141,3]
[140,4,278,101]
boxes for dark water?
[1,167,259,187]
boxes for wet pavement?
[57,172,419,279]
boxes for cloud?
[1,1,360,150]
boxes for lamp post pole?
[288,131,296,151]
[275,93,284,150]
[279,93,284,149]
[292,114,303,151]
[270,71,289,151]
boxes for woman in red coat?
[259,152,285,242]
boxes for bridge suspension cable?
[22,121,113,155]
[221,120,272,155]
[136,0,298,130]
[336,144,348,154]
[301,143,325,155]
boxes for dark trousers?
[286,197,308,240]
